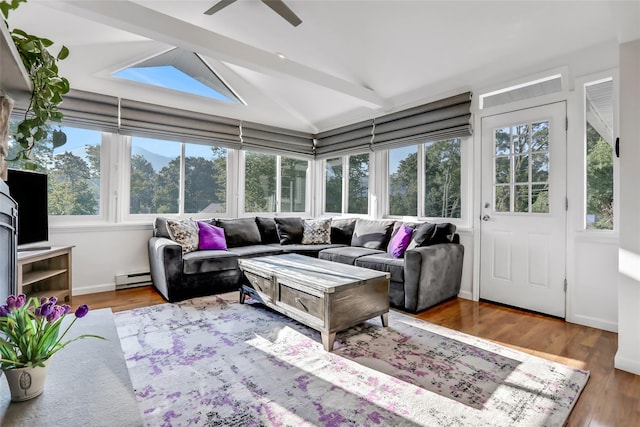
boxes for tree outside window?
[347,153,369,214]
[586,122,613,230]
[325,157,342,213]
[424,139,461,218]
[389,146,418,216]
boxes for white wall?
[615,39,640,375]
[49,224,152,295]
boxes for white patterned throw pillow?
[166,219,199,253]
[301,218,332,244]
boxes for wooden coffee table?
[239,253,390,351]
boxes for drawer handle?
[294,297,309,312]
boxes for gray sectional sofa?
[148,216,464,313]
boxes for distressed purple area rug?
[114,293,589,427]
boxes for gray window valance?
[241,122,314,158]
[58,89,120,133]
[119,99,242,147]
[314,92,472,157]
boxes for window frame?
[321,152,372,217]
[382,136,471,225]
[238,150,311,217]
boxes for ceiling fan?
[204,0,302,27]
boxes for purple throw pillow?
[387,224,413,258]
[197,221,227,251]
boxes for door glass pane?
[515,184,529,212]
[184,145,226,214]
[495,185,510,212]
[532,184,549,213]
[514,154,529,183]
[280,157,307,213]
[130,136,180,214]
[585,79,614,230]
[389,145,418,216]
[347,153,369,214]
[494,121,549,214]
[244,151,276,212]
[325,158,342,212]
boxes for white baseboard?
[614,353,640,375]
[72,283,115,296]
[567,314,618,333]
[457,290,473,301]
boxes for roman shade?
[314,119,374,158]
[314,92,472,157]
[241,122,314,158]
[371,92,472,150]
[58,89,120,133]
[119,99,242,148]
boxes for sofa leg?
[380,312,389,327]
[239,287,246,304]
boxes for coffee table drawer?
[279,285,324,321]
[245,271,273,301]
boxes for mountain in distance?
[132,145,174,171]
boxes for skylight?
[113,48,243,104]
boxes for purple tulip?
[0,305,9,317]
[40,296,48,305]
[49,296,58,305]
[47,305,65,323]
[40,302,54,317]
[34,306,42,317]
[62,304,72,314]
[6,295,16,309]
[15,294,26,309]
[74,304,89,318]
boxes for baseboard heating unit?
[115,272,152,289]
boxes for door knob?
[482,215,490,221]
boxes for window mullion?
[179,143,186,215]
[276,155,282,213]
[342,156,349,214]
[417,144,425,218]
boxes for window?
[389,146,418,216]
[585,78,614,230]
[387,139,461,219]
[243,151,308,214]
[7,124,102,216]
[324,153,369,215]
[129,137,227,215]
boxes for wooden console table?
[17,246,73,302]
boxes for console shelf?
[17,246,73,302]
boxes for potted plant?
[0,294,103,401]
[1,0,69,170]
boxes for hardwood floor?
[72,287,639,426]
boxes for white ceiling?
[5,1,639,133]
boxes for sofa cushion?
[387,224,413,258]
[318,246,384,265]
[153,217,172,239]
[276,243,347,257]
[330,218,357,244]
[182,250,238,274]
[355,253,405,283]
[216,218,262,247]
[197,221,227,251]
[226,245,284,258]
[350,219,395,250]
[275,217,304,245]
[255,217,279,244]
[301,218,331,244]
[166,219,199,253]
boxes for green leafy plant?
[2,0,69,170]
[0,294,104,369]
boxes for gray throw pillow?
[216,218,262,248]
[430,223,457,244]
[330,218,357,244]
[255,217,279,244]
[350,219,395,250]
[406,222,437,250]
[274,217,304,245]
[301,218,332,244]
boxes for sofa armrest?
[148,237,183,301]
[403,243,464,312]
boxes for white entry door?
[480,102,567,317]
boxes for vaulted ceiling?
[5,1,639,133]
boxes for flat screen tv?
[6,168,49,249]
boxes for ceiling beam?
[50,0,385,109]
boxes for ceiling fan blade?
[261,0,302,27]
[204,0,237,15]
